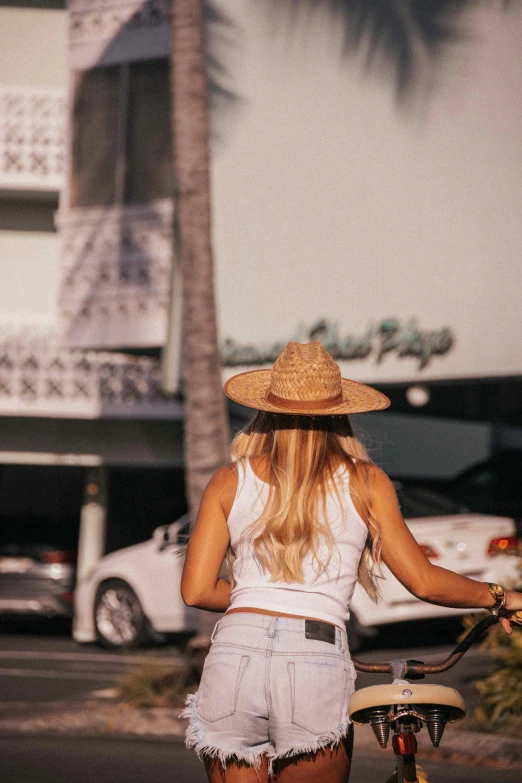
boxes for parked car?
[73,518,196,647]
[396,451,522,533]
[0,542,76,619]
[348,482,521,649]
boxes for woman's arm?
[369,466,522,634]
[180,465,236,612]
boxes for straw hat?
[224,341,390,415]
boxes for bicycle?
[349,614,514,783]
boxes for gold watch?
[487,583,506,616]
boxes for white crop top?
[226,459,369,628]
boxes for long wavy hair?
[230,411,382,601]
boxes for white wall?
[0,7,67,322]
[211,1,522,385]
[0,7,68,89]
[0,231,60,319]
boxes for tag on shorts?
[305,620,335,644]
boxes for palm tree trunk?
[169,0,231,521]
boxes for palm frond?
[204,1,240,121]
[269,0,478,94]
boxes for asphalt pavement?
[0,621,184,702]
[1,735,519,783]
[0,616,491,708]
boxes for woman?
[181,342,522,783]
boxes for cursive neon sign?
[221,319,454,370]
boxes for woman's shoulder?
[362,464,401,512]
[208,462,238,491]
[365,463,393,487]
[348,461,397,500]
[206,463,239,517]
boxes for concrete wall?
[0,7,67,321]
[0,226,60,319]
[0,6,67,89]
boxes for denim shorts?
[181,612,356,772]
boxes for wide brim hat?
[224,341,390,416]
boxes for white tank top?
[227,458,369,628]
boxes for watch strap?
[487,583,506,616]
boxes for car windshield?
[394,484,464,519]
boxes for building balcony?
[0,86,65,195]
[57,199,173,350]
[0,323,182,420]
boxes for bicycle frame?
[349,615,505,783]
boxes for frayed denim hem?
[180,694,351,777]
[180,693,275,772]
[268,721,352,775]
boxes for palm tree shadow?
[204,1,242,143]
[265,0,482,99]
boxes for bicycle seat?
[349,679,465,724]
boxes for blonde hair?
[230,412,382,602]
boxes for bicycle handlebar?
[351,614,501,676]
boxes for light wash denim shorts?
[181,612,356,772]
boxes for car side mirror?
[153,515,191,552]
[175,517,191,547]
[153,525,170,551]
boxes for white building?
[1,1,522,572]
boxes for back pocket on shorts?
[288,658,349,734]
[196,652,250,723]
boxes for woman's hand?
[499,590,522,635]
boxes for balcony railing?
[57,199,173,349]
[0,86,65,194]
[0,323,183,420]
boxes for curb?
[1,702,521,769]
[0,701,187,742]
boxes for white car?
[73,518,197,647]
[74,489,521,650]
[348,483,521,649]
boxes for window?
[395,484,464,519]
[70,58,173,208]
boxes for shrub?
[461,612,522,734]
[117,660,200,708]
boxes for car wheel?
[94,579,149,648]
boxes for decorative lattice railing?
[0,86,65,193]
[0,323,182,419]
